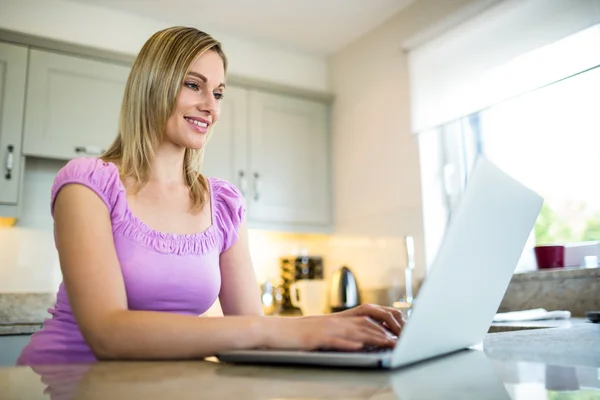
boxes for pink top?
[17,157,245,365]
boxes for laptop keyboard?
[316,345,393,354]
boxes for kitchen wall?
[0,159,65,293]
[329,0,479,287]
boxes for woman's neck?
[149,143,187,186]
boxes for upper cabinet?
[0,42,27,209]
[247,90,331,229]
[0,39,332,232]
[22,49,130,160]
[204,88,331,232]
[202,86,248,186]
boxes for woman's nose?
[199,92,218,115]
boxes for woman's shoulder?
[209,177,243,201]
[209,177,245,217]
[57,157,118,178]
[208,177,246,252]
[51,157,125,215]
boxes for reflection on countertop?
[484,323,600,368]
[2,350,598,400]
[2,324,599,400]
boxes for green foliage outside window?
[535,201,600,245]
[547,389,600,400]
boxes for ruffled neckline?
[104,161,222,255]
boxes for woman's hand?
[265,304,405,352]
[333,304,406,336]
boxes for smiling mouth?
[184,117,209,133]
[184,117,208,128]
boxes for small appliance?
[278,256,324,314]
[328,265,361,312]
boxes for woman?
[17,26,403,366]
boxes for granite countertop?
[2,323,599,399]
[0,323,42,335]
[488,316,588,333]
[512,265,600,281]
[0,293,55,335]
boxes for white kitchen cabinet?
[204,87,332,232]
[247,90,331,229]
[0,37,331,231]
[0,42,27,209]
[22,49,130,160]
[202,86,248,186]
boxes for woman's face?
[164,50,226,150]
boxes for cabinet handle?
[75,146,105,155]
[5,145,14,180]
[253,172,260,201]
[238,170,248,195]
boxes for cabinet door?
[0,42,27,205]
[202,86,247,192]
[248,90,331,228]
[22,49,130,160]
[0,334,31,366]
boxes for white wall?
[0,0,330,93]
[0,159,65,292]
[329,0,479,286]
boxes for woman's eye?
[214,92,224,101]
[184,82,200,91]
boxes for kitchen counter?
[498,266,600,317]
[1,323,598,399]
[488,316,588,333]
[0,293,54,336]
[484,322,600,367]
[511,266,600,281]
[0,323,42,335]
[0,293,55,323]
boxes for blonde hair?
[102,26,227,213]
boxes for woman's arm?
[55,184,402,361]
[54,184,267,360]
[218,220,263,316]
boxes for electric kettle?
[329,266,361,312]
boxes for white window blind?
[407,0,600,134]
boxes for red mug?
[534,245,565,269]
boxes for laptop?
[217,156,543,369]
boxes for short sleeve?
[211,178,246,253]
[50,157,125,220]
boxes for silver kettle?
[329,266,361,312]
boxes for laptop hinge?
[380,354,393,368]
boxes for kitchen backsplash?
[0,158,413,295]
[0,158,65,293]
[249,231,409,289]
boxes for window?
[418,25,600,272]
[480,65,600,245]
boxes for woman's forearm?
[88,311,274,360]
